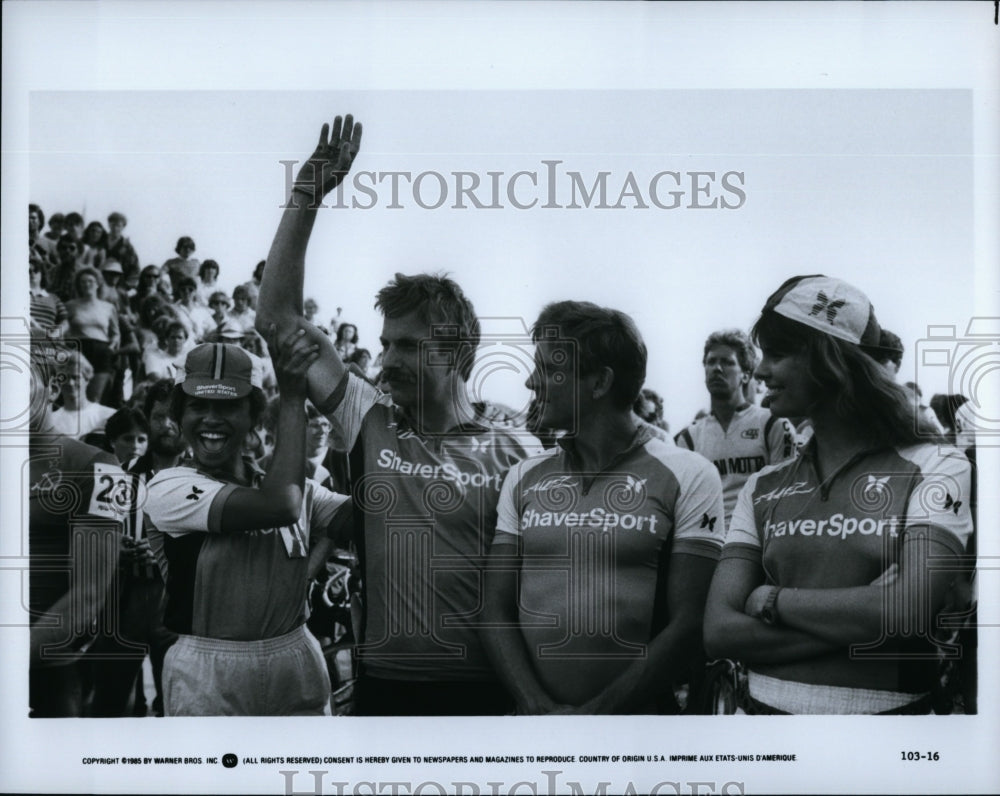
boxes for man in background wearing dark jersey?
[257,116,539,715]
[482,302,725,713]
[28,346,127,716]
[675,329,797,527]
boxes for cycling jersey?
[492,425,724,706]
[723,440,974,708]
[145,468,346,640]
[675,404,797,525]
[332,373,538,682]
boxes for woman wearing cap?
[144,333,348,715]
[704,275,974,714]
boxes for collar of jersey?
[393,404,490,437]
[797,436,892,499]
[556,422,654,469]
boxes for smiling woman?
[141,336,353,716]
[703,275,975,715]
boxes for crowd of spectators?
[28,204,374,446]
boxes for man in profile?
[256,115,538,715]
[482,302,724,713]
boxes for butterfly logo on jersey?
[700,513,717,532]
[944,493,962,514]
[622,475,647,496]
[469,436,493,453]
[809,291,847,324]
[186,485,205,501]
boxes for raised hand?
[292,114,363,204]
[266,324,320,396]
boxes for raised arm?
[214,327,319,531]
[256,115,362,411]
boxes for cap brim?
[181,377,252,400]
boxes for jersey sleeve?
[720,472,764,563]
[900,445,974,554]
[330,372,392,452]
[766,416,798,464]
[305,478,350,536]
[144,468,235,537]
[491,461,525,548]
[671,454,725,560]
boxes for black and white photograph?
[2,2,998,794]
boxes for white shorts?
[163,625,331,716]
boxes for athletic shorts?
[163,625,331,716]
[79,338,115,374]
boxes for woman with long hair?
[65,267,120,404]
[80,220,109,270]
[704,275,974,715]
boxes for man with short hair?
[482,301,725,713]
[106,212,141,289]
[674,329,797,526]
[256,116,538,715]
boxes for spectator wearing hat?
[106,212,141,289]
[162,236,200,298]
[65,267,120,405]
[143,336,348,715]
[204,290,243,342]
[704,275,973,714]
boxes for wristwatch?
[760,586,782,626]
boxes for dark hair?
[177,276,198,292]
[752,309,938,446]
[169,385,267,428]
[336,323,359,345]
[532,300,647,411]
[73,267,103,295]
[143,378,176,419]
[199,259,219,279]
[158,320,189,346]
[64,212,84,227]
[375,273,480,382]
[83,221,108,247]
[929,393,968,434]
[29,204,45,228]
[106,407,149,442]
[232,284,250,301]
[872,328,904,368]
[208,290,231,307]
[253,260,266,281]
[703,329,758,374]
[175,236,196,254]
[139,294,170,327]
[107,212,127,225]
[349,347,371,365]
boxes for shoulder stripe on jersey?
[676,428,694,450]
